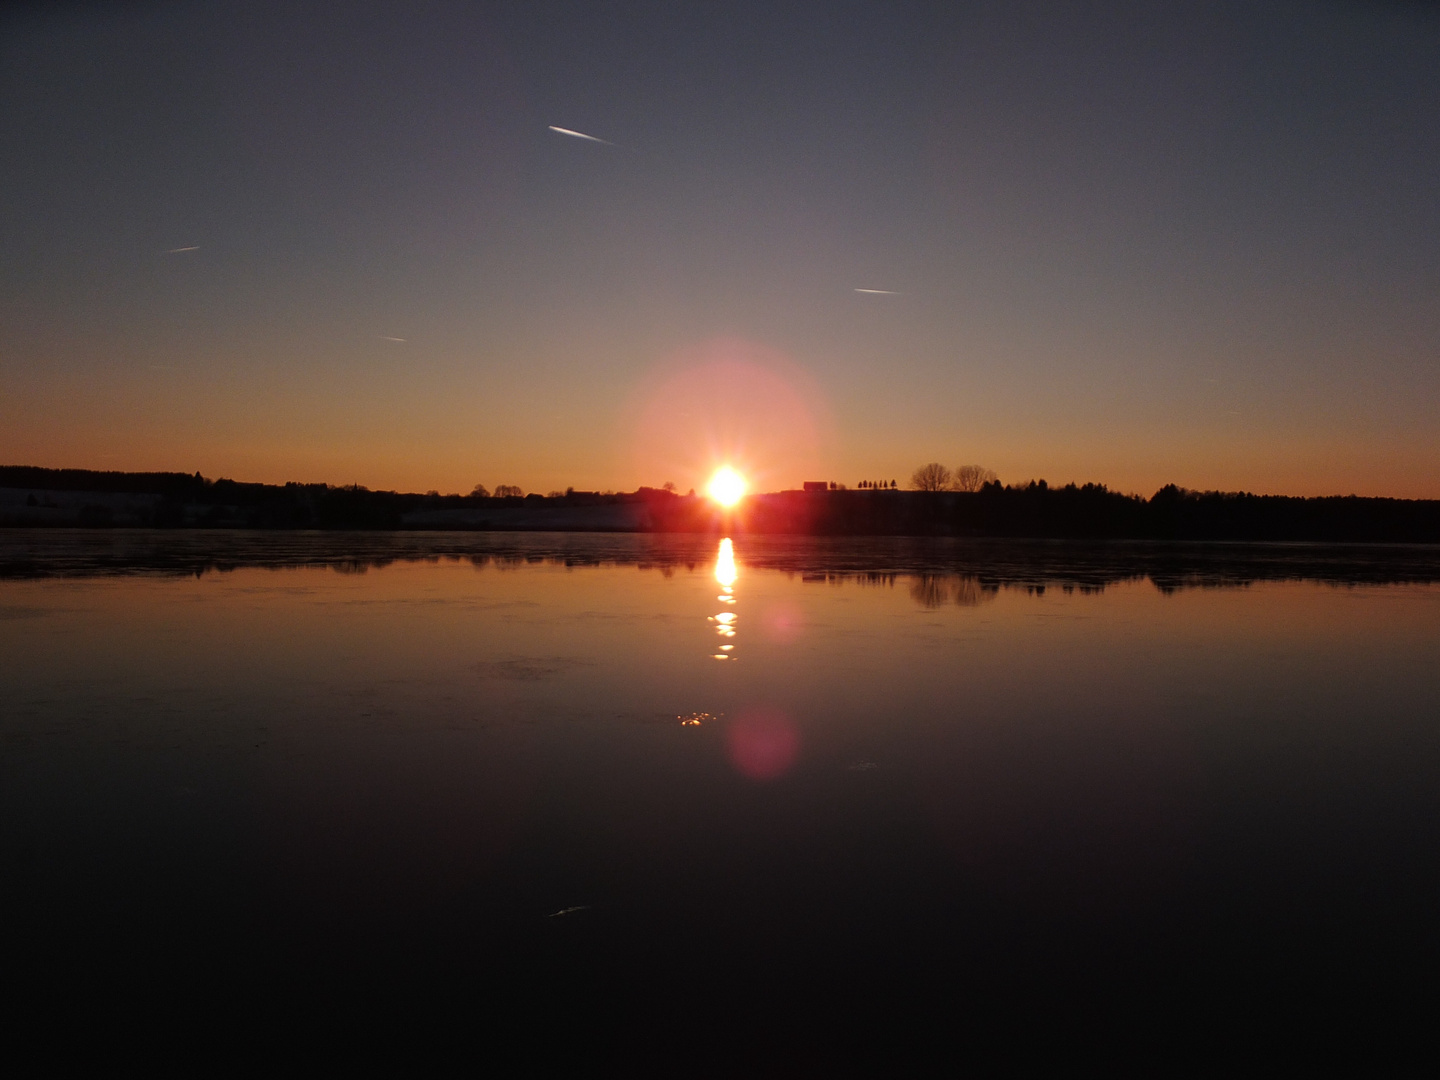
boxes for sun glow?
[707,467,748,508]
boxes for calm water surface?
[4,531,1440,1065]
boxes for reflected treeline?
[796,570,1001,609]
[3,530,1440,595]
[909,575,999,609]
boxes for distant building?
[803,481,829,493]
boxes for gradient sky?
[3,0,1438,497]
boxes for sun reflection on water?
[715,538,737,587]
[712,537,738,659]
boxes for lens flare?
[707,468,747,507]
[627,339,834,498]
[726,707,800,781]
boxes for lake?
[4,530,1440,1067]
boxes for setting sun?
[706,467,748,507]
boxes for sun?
[706,467,748,508]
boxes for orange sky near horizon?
[3,349,1435,500]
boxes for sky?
[2,0,1438,498]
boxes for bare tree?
[493,484,523,498]
[911,462,952,491]
[470,483,490,498]
[952,465,998,492]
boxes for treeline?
[648,481,1440,542]
[0,467,211,499]
[698,482,1440,542]
[4,467,1440,541]
[0,466,673,530]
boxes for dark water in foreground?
[4,531,1440,1067]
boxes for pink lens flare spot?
[762,603,803,643]
[726,707,801,781]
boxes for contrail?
[548,125,613,145]
[167,246,200,253]
[854,288,900,295]
[379,336,407,343]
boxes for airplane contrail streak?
[167,246,200,253]
[548,125,613,145]
[854,288,900,294]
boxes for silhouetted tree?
[953,465,998,492]
[912,463,952,491]
[494,484,523,498]
[470,483,490,497]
